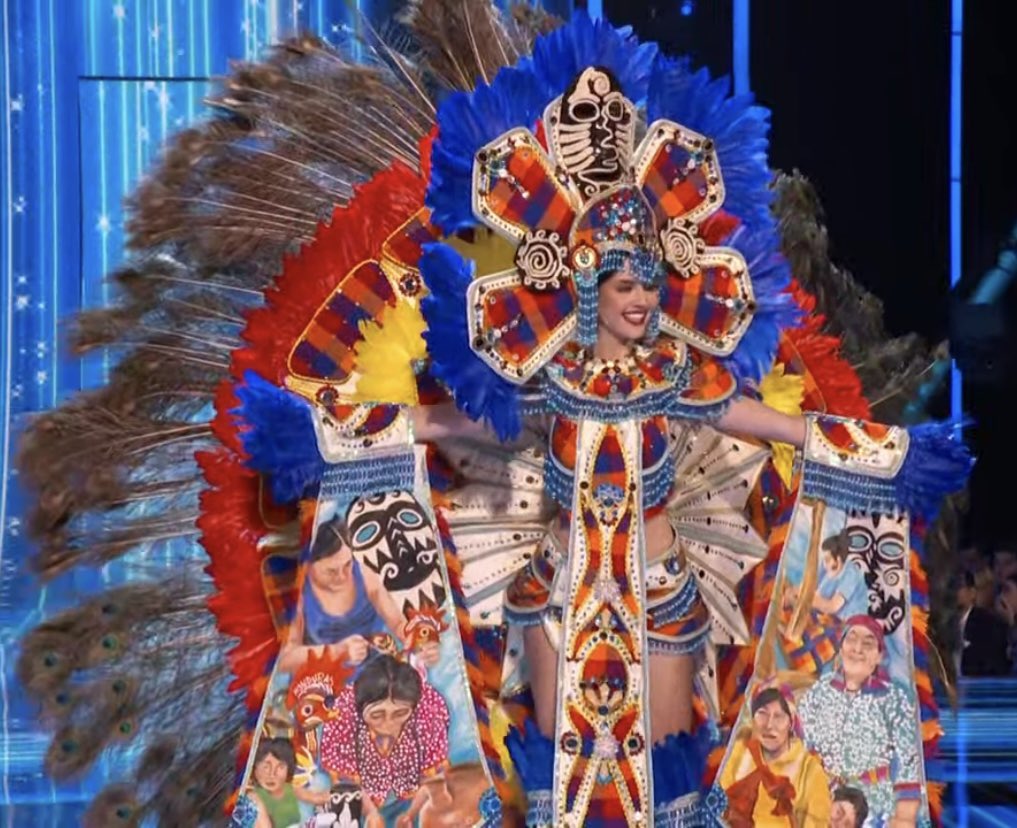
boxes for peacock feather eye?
[54,691,71,706]
[114,805,133,820]
[42,652,58,668]
[111,679,127,695]
[60,738,78,754]
[118,720,133,736]
[101,634,119,651]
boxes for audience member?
[957,571,1012,676]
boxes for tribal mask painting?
[345,491,447,614]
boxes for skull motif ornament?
[549,66,636,199]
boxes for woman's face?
[363,696,415,740]
[752,699,792,757]
[597,263,660,348]
[840,625,882,685]
[308,542,354,594]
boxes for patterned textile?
[798,670,922,815]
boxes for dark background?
[599,0,1016,549]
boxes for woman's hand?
[416,640,441,668]
[410,402,496,442]
[334,634,369,665]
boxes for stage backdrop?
[0,0,574,811]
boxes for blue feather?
[719,224,802,387]
[419,243,523,440]
[895,421,974,521]
[232,371,325,503]
[647,56,775,231]
[503,720,554,793]
[527,11,659,103]
[427,67,547,233]
[651,728,714,803]
[426,11,661,235]
[802,419,973,522]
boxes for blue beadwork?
[544,375,729,425]
[801,460,899,516]
[230,795,258,828]
[320,451,417,500]
[650,575,699,625]
[643,454,678,507]
[527,790,554,827]
[644,306,662,343]
[648,626,710,656]
[702,787,729,827]
[576,269,599,346]
[479,787,504,827]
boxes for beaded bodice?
[542,340,737,512]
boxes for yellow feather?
[489,701,526,811]
[351,301,427,406]
[759,364,806,488]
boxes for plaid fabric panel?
[640,417,669,469]
[660,267,740,343]
[639,141,714,227]
[815,417,891,453]
[481,141,575,237]
[481,281,576,364]
[780,607,842,674]
[380,210,440,268]
[677,348,736,404]
[288,260,395,381]
[550,417,578,471]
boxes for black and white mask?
[346,490,446,613]
[843,514,909,635]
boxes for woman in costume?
[278,518,393,673]
[12,8,970,828]
[798,616,922,825]
[319,654,450,827]
[718,684,831,827]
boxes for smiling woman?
[594,263,663,359]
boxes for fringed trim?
[653,791,702,828]
[524,790,554,828]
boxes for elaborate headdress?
[422,17,798,435]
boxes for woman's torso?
[302,561,386,645]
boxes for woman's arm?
[715,397,807,448]
[811,592,846,615]
[410,401,497,442]
[361,565,409,640]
